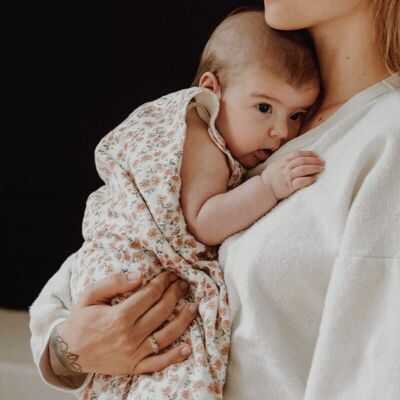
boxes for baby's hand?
[261,150,325,201]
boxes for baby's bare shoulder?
[180,108,230,230]
[182,108,229,178]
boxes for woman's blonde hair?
[370,0,400,73]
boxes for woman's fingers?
[133,344,192,374]
[137,302,198,360]
[134,280,190,338]
[117,271,180,322]
[63,271,197,376]
[76,272,143,307]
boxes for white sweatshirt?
[221,72,400,399]
[30,73,400,399]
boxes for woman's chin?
[264,2,312,31]
[265,14,306,31]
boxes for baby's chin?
[241,150,272,168]
[255,149,272,162]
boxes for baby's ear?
[198,72,220,95]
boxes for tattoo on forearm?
[50,326,83,374]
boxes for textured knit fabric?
[221,72,400,399]
[68,87,244,400]
[30,73,400,400]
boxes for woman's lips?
[255,149,271,161]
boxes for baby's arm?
[181,110,324,246]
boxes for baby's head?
[192,7,320,168]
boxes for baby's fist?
[261,150,325,200]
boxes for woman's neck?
[304,5,389,130]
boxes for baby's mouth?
[255,149,272,162]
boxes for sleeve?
[28,113,137,393]
[304,135,400,399]
[28,253,93,395]
[28,111,139,393]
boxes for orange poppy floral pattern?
[70,87,245,399]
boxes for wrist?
[260,172,278,204]
[49,323,85,377]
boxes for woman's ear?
[198,72,221,95]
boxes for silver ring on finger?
[149,334,160,355]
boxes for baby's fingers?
[291,164,324,179]
[286,150,320,161]
[289,156,325,169]
[133,345,192,374]
[292,176,317,191]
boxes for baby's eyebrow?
[250,92,279,103]
[251,92,313,110]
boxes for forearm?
[193,175,277,245]
[29,254,90,392]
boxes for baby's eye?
[289,112,306,121]
[256,103,272,114]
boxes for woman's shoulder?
[369,73,400,116]
[353,88,400,143]
[372,88,400,113]
[353,74,400,129]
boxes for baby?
[68,7,322,400]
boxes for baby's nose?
[270,123,289,140]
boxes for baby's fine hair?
[192,6,320,89]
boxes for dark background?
[3,1,262,309]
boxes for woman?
[30,0,400,398]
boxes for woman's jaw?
[263,0,389,120]
[263,0,369,31]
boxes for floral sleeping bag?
[70,87,245,400]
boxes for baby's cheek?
[290,124,302,140]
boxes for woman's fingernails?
[169,273,179,282]
[179,281,189,291]
[180,346,191,356]
[128,272,141,280]
[188,303,198,314]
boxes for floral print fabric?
[70,87,245,399]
